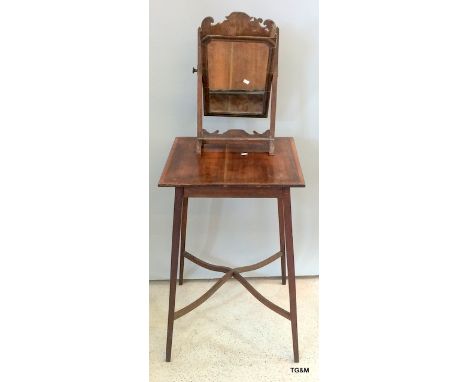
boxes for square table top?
[158,137,305,188]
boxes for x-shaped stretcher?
[174,251,290,320]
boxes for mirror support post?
[196,28,203,154]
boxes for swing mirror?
[195,12,279,154]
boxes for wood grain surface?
[158,137,305,188]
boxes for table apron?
[183,186,287,198]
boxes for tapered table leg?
[179,197,189,285]
[277,197,287,285]
[283,188,299,363]
[166,187,184,362]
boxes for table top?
[158,137,305,188]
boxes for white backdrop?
[150,0,318,280]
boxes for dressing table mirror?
[194,12,279,154]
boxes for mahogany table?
[158,137,305,362]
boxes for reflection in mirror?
[205,40,271,116]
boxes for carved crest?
[200,12,276,38]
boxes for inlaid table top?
[158,137,305,188]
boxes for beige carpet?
[150,277,318,382]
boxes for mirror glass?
[203,39,273,117]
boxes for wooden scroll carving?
[195,12,280,155]
[200,12,277,38]
[202,129,270,140]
